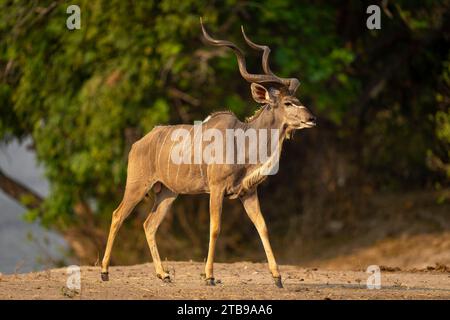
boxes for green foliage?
[436,111,450,146]
[427,53,450,182]
[0,0,448,251]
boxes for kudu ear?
[251,83,275,104]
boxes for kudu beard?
[170,121,281,175]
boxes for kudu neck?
[245,105,288,175]
[241,105,287,185]
[247,105,287,140]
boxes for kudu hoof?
[205,278,216,286]
[101,272,109,281]
[157,274,171,283]
[274,276,283,288]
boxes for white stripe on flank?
[192,126,204,181]
[174,127,191,187]
[158,130,170,176]
[167,137,177,183]
[183,126,194,177]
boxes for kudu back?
[101,19,316,288]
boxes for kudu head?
[200,18,316,133]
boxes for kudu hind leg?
[143,185,177,282]
[101,183,149,280]
[240,191,282,288]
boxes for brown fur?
[101,22,316,287]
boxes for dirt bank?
[1,261,449,300]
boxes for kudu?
[101,19,316,288]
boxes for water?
[0,139,67,274]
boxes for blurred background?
[0,0,449,274]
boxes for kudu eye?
[284,102,293,107]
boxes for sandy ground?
[0,261,449,300]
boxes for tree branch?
[0,169,43,209]
[168,87,200,106]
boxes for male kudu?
[101,19,316,288]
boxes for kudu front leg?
[204,188,225,286]
[240,191,282,288]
